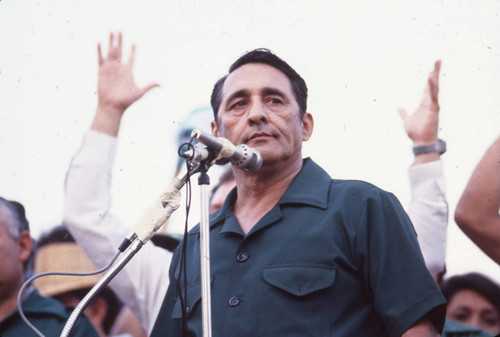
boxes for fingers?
[106,32,122,62]
[109,31,113,46]
[428,60,441,104]
[116,32,123,60]
[139,83,161,97]
[434,60,441,79]
[128,44,136,67]
[97,43,104,66]
[398,108,408,121]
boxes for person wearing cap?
[0,197,98,337]
[34,225,147,337]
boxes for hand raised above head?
[97,31,159,112]
[92,32,159,136]
[399,60,441,145]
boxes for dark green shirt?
[152,158,446,337]
[0,289,98,337]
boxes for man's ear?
[211,120,219,138]
[18,230,33,264]
[302,112,314,141]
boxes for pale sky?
[1,0,499,282]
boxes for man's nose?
[466,316,481,329]
[247,101,268,125]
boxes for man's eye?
[268,98,282,104]
[232,101,247,109]
[452,313,468,321]
[484,317,499,327]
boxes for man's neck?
[0,285,25,322]
[233,157,303,234]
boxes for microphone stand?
[197,160,213,337]
[60,239,143,337]
[59,165,197,337]
[58,142,219,337]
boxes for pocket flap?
[262,264,336,297]
[172,276,215,319]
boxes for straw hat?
[33,242,101,297]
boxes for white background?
[1,0,499,282]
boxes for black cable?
[176,136,197,336]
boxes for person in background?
[400,62,498,337]
[454,135,500,265]
[399,60,448,282]
[34,225,147,337]
[0,197,98,337]
[63,32,172,335]
[441,273,500,336]
[209,167,235,214]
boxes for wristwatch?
[412,139,446,155]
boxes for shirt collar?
[21,289,67,317]
[191,158,331,235]
[276,157,331,209]
[0,289,68,326]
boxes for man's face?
[212,63,313,166]
[0,213,26,300]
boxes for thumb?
[398,108,408,121]
[138,83,160,97]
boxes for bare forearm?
[90,103,126,137]
[455,135,500,262]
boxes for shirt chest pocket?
[172,276,215,319]
[172,283,202,319]
[262,264,336,296]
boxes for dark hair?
[37,225,122,335]
[210,48,308,123]
[60,287,120,335]
[441,272,500,313]
[37,225,75,247]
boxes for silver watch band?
[412,139,446,155]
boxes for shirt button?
[229,296,240,307]
[236,252,249,262]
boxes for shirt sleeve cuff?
[408,160,446,198]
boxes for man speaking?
[150,49,446,336]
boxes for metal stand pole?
[198,162,212,337]
[57,168,192,337]
[60,239,143,337]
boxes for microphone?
[183,129,263,172]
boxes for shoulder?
[1,290,98,337]
[330,178,395,203]
[23,290,68,318]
